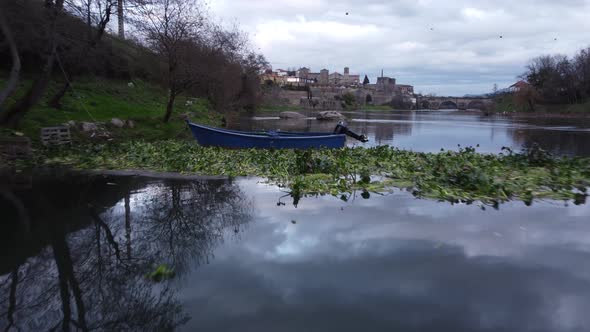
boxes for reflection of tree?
[120,178,253,276]
[0,174,252,331]
[508,127,590,156]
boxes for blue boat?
[186,121,367,149]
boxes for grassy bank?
[27,142,590,206]
[493,94,590,114]
[534,101,590,114]
[1,77,221,144]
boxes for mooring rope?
[54,51,98,122]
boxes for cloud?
[210,0,590,95]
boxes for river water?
[2,172,590,331]
[230,110,590,155]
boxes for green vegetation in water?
[36,142,590,207]
[146,264,176,282]
[0,77,221,144]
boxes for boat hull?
[187,122,346,149]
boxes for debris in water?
[146,264,175,282]
[361,190,371,199]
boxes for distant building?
[297,67,360,87]
[396,84,414,95]
[509,80,530,92]
[260,66,415,109]
[373,77,396,94]
[275,69,289,77]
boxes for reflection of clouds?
[178,178,590,331]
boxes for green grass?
[31,142,590,207]
[492,94,590,114]
[491,95,528,113]
[1,77,221,143]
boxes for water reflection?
[231,110,590,156]
[0,173,252,331]
[180,185,590,332]
[3,174,590,331]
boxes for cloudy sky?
[210,0,590,96]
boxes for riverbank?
[256,104,397,114]
[492,94,590,116]
[0,77,222,144]
[8,141,588,207]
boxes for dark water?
[2,172,590,331]
[230,110,590,156]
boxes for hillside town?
[260,66,417,109]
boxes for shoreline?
[506,112,590,118]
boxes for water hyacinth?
[40,141,590,206]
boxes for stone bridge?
[416,96,494,110]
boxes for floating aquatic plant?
[146,264,176,282]
[38,141,590,206]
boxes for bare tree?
[136,0,206,122]
[117,0,124,38]
[48,0,117,109]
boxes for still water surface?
[2,173,590,331]
[231,110,590,156]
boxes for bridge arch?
[420,100,430,109]
[467,100,485,110]
[439,100,458,109]
[365,94,373,104]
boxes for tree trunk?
[125,193,132,259]
[163,90,176,123]
[0,11,22,110]
[5,267,19,332]
[117,0,124,39]
[49,81,71,109]
[49,1,113,109]
[0,0,64,128]
[53,237,72,332]
[86,0,92,41]
[0,44,57,128]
